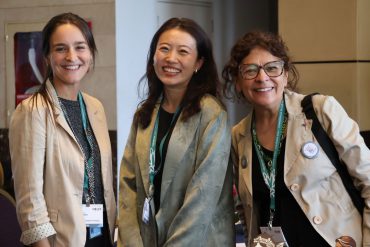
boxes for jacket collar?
[46,80,102,145]
[46,80,75,140]
[136,100,201,198]
[284,89,306,117]
[160,108,200,203]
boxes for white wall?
[115,0,157,167]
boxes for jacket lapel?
[284,91,313,176]
[136,104,159,196]
[236,91,313,195]
[135,103,201,199]
[82,94,105,151]
[160,111,201,203]
[46,81,77,141]
[237,117,254,196]
[82,93,110,177]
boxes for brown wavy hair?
[222,30,299,100]
[134,17,221,129]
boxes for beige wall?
[295,63,357,115]
[279,0,357,61]
[0,0,116,129]
[279,0,370,130]
[357,0,370,129]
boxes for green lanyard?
[148,105,181,198]
[252,99,286,228]
[77,93,95,196]
[58,91,95,205]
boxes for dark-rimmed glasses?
[239,60,285,80]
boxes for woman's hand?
[32,238,51,247]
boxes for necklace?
[253,110,288,171]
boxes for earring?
[236,91,241,99]
[235,86,243,99]
[195,69,198,73]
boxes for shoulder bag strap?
[301,93,364,214]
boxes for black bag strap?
[301,93,364,214]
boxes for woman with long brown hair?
[118,18,235,246]
[9,13,116,247]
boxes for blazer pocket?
[319,173,353,212]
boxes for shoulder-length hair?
[222,30,299,100]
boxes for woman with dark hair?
[118,17,235,246]
[9,12,116,247]
[223,30,370,246]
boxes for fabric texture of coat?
[9,80,116,246]
[118,95,235,247]
[232,89,370,247]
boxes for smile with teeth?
[63,65,80,70]
[163,66,180,73]
[255,87,273,92]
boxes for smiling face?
[48,23,92,89]
[236,47,288,111]
[153,28,203,92]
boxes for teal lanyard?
[58,91,95,204]
[148,105,181,198]
[77,93,95,195]
[252,99,286,228]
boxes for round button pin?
[241,156,248,169]
[301,141,319,159]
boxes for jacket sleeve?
[9,99,56,245]
[118,121,144,247]
[316,95,370,245]
[164,107,232,245]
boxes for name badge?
[82,204,103,227]
[253,232,276,247]
[114,227,118,243]
[259,227,289,247]
[142,197,151,224]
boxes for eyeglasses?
[239,60,285,80]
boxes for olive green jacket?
[118,95,235,247]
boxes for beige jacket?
[9,81,116,247]
[118,95,235,247]
[232,90,370,246]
